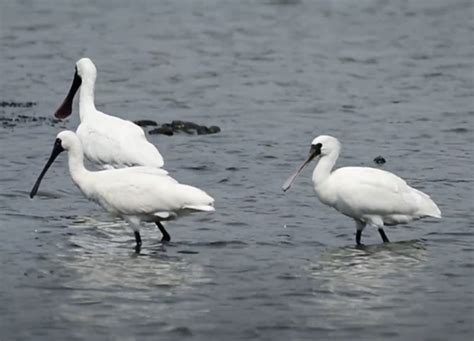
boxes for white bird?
[54,57,164,169]
[30,130,214,251]
[282,135,441,245]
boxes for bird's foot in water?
[156,222,171,243]
[134,231,142,253]
[356,230,363,246]
[378,228,390,243]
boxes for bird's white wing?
[91,172,213,216]
[113,166,173,179]
[330,167,420,216]
[115,121,164,168]
[78,113,164,168]
[77,123,121,167]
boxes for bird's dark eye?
[311,143,322,153]
[55,138,62,146]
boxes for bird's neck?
[79,76,97,119]
[312,151,338,186]
[67,143,92,190]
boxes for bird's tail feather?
[413,188,441,218]
[183,204,215,212]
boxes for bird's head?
[75,57,97,80]
[54,57,97,119]
[282,135,341,192]
[310,135,341,158]
[29,130,79,198]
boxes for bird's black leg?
[378,228,390,243]
[156,222,171,242]
[356,230,362,246]
[355,220,365,246]
[134,231,142,252]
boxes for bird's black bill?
[54,70,81,119]
[30,139,64,198]
[282,144,321,192]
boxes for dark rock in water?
[171,120,185,129]
[149,126,174,136]
[208,126,221,134]
[183,121,200,130]
[134,119,158,127]
[196,126,210,135]
[373,156,386,165]
[145,120,221,136]
[170,120,204,133]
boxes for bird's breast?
[314,182,337,208]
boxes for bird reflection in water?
[305,240,427,329]
[57,216,212,291]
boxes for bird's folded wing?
[333,167,417,215]
[94,174,212,216]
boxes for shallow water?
[1,0,473,340]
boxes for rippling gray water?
[1,1,473,340]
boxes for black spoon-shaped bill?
[54,70,81,119]
[282,143,321,192]
[30,138,64,198]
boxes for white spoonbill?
[282,135,441,245]
[54,57,164,169]
[30,131,214,251]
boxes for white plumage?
[30,131,214,251]
[54,57,164,169]
[283,135,441,245]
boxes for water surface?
[1,1,473,340]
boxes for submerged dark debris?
[0,101,37,108]
[0,100,49,128]
[0,112,61,128]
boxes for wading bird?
[30,131,214,252]
[282,135,441,245]
[54,57,164,169]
